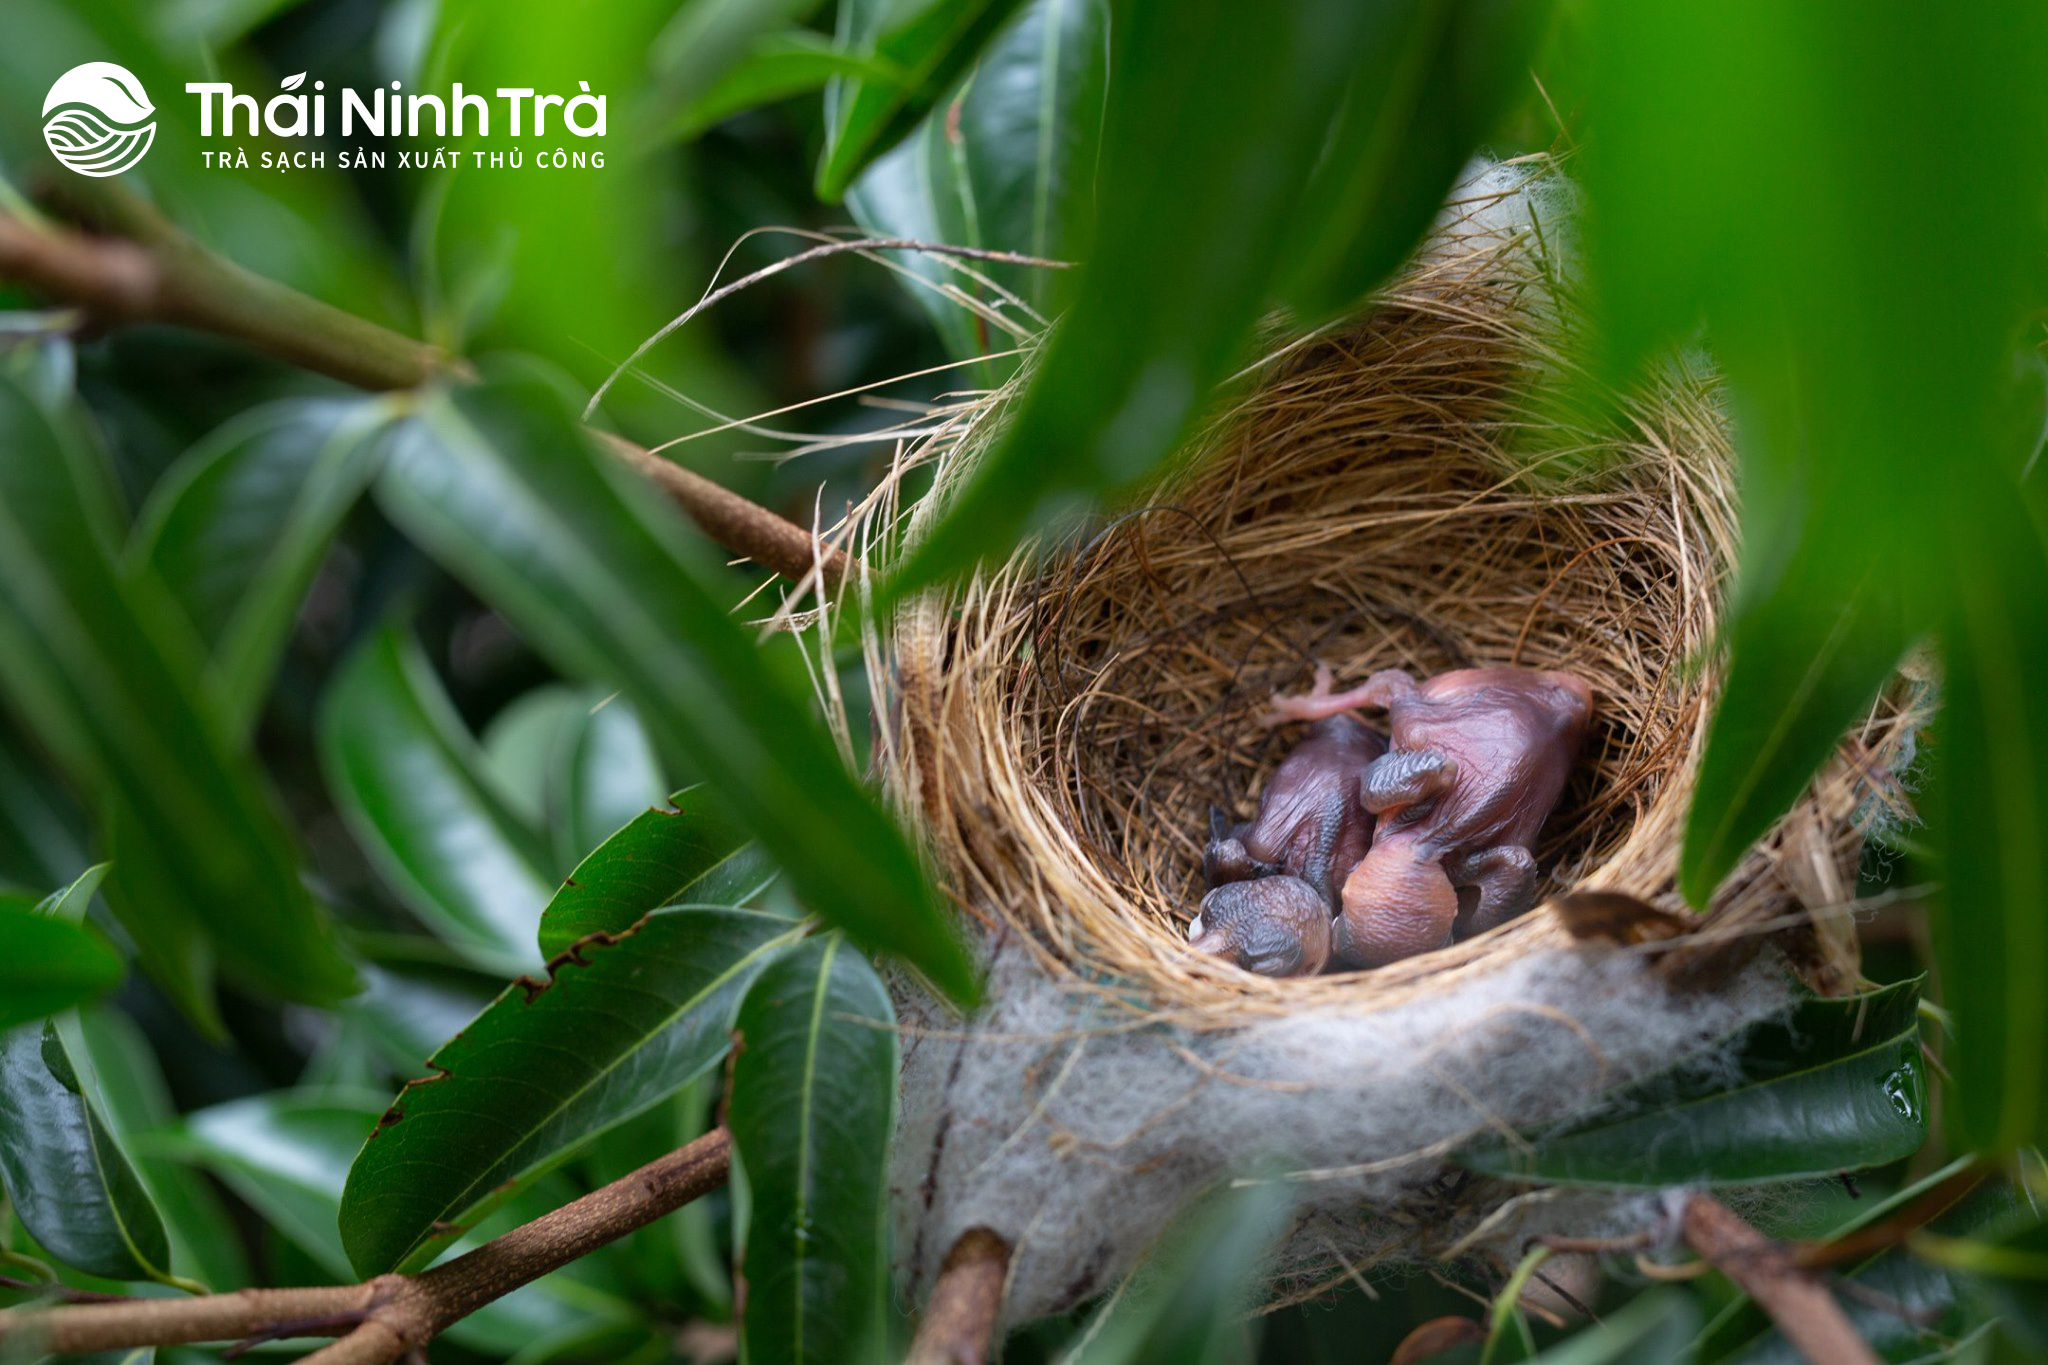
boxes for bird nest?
[864,173,1914,1027]
[823,163,1924,1319]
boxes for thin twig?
[0,192,840,587]
[1680,1194,1878,1365]
[0,1128,731,1361]
[907,1227,1012,1365]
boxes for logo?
[42,63,157,178]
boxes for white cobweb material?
[891,938,1787,1323]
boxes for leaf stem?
[0,189,843,587]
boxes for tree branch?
[0,1127,731,1361]
[1680,1194,1878,1365]
[0,192,844,587]
[906,1227,1011,1365]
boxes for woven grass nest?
[838,163,1923,1321]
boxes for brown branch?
[906,1227,1011,1365]
[0,192,842,587]
[0,1127,731,1362]
[1681,1194,1878,1365]
[602,432,846,587]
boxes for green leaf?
[372,366,975,1004]
[556,697,671,868]
[847,0,1108,367]
[668,32,901,141]
[340,906,804,1275]
[134,396,391,735]
[1528,1291,1698,1364]
[1926,497,2048,1153]
[1679,569,1910,906]
[0,1018,172,1283]
[319,621,553,977]
[1584,5,2048,1057]
[0,375,357,1026]
[816,0,1031,201]
[538,784,775,958]
[1066,1177,1297,1364]
[171,1089,630,1354]
[1279,0,1555,320]
[886,0,1381,594]
[480,686,674,869]
[642,0,829,142]
[66,1006,248,1291]
[0,872,121,1032]
[1459,979,1928,1187]
[729,936,898,1365]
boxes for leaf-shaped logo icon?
[280,72,307,91]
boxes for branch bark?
[1680,1194,1878,1365]
[0,193,844,587]
[0,1127,731,1362]
[906,1227,1011,1365]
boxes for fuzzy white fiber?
[891,941,1791,1323]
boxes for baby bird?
[1204,714,1387,908]
[1187,875,1334,977]
[1269,665,1593,967]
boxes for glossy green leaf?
[1460,980,1927,1187]
[847,0,1108,368]
[66,1006,248,1291]
[171,1089,631,1354]
[729,935,897,1365]
[816,0,1030,201]
[0,375,356,1026]
[0,1019,172,1283]
[372,367,975,1003]
[1066,1178,1296,1364]
[1926,497,2048,1153]
[887,0,1379,594]
[134,396,391,735]
[538,784,774,958]
[0,879,121,1033]
[320,622,552,977]
[1280,0,1554,319]
[340,906,804,1274]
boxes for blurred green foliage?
[0,0,2045,1361]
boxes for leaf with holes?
[538,784,774,958]
[1459,979,1927,1187]
[339,906,804,1275]
[730,935,898,1365]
